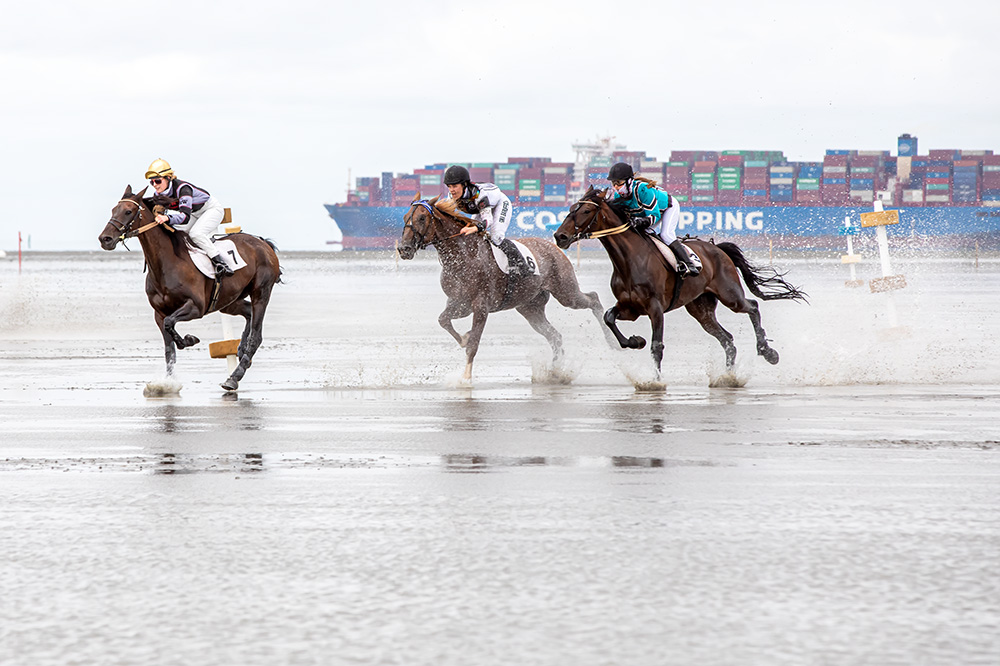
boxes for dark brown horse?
[553,187,806,377]
[98,185,281,391]
[397,196,611,381]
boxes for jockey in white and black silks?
[145,158,234,278]
[444,165,528,277]
[605,161,702,277]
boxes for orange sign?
[860,210,900,227]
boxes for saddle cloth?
[649,235,702,274]
[490,239,542,276]
[189,238,247,278]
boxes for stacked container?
[468,167,494,183]
[665,161,690,201]
[391,174,420,206]
[494,167,517,196]
[796,163,822,205]
[639,158,666,185]
[586,155,612,189]
[769,164,794,203]
[690,161,716,204]
[849,155,878,203]
[742,159,769,203]
[717,154,742,205]
[952,160,980,204]
[517,166,542,203]
[414,168,445,199]
[821,153,849,205]
[981,155,1000,206]
[924,160,952,205]
[542,164,572,205]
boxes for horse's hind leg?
[222,284,274,391]
[546,262,616,347]
[220,298,253,358]
[516,291,563,365]
[713,283,779,365]
[685,294,737,370]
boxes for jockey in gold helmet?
[145,159,234,278]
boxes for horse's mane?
[433,197,477,225]
[433,197,459,216]
[581,187,629,221]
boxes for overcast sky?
[2,0,998,251]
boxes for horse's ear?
[123,184,134,197]
[412,192,421,202]
[137,185,148,198]
[428,195,440,205]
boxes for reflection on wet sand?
[148,395,267,433]
[440,454,670,473]
[152,452,266,475]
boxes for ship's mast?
[570,136,626,197]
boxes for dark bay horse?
[98,185,281,391]
[553,187,806,377]
[397,196,611,381]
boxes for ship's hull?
[326,204,1000,249]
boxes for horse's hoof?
[761,347,779,365]
[628,335,646,350]
[221,378,239,392]
[183,335,200,347]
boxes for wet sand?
[1,250,998,664]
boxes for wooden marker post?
[860,201,907,336]
[860,201,906,293]
[840,215,863,287]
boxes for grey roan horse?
[397,196,611,381]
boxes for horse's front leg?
[462,305,490,381]
[604,305,646,350]
[163,299,204,349]
[647,300,665,377]
[155,311,178,376]
[438,298,472,347]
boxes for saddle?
[490,239,540,277]
[188,237,247,279]
[647,235,681,272]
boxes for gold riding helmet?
[145,158,175,180]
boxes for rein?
[571,199,631,241]
[109,199,175,248]
[405,201,474,247]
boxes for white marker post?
[860,201,907,337]
[209,219,242,375]
[840,215,863,287]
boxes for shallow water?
[1,250,998,665]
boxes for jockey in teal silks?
[605,162,701,276]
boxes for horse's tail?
[257,236,283,284]
[716,241,808,303]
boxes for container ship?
[325,134,1000,250]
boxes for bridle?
[403,200,473,249]
[566,198,630,243]
[107,197,173,248]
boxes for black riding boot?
[668,240,700,277]
[499,239,529,277]
[211,254,235,278]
